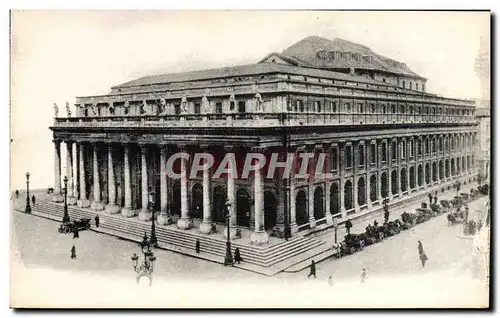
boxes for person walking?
[94,215,100,228]
[418,241,428,268]
[15,190,19,199]
[31,195,36,206]
[234,247,243,264]
[428,193,433,206]
[345,218,353,236]
[71,245,76,259]
[307,260,316,278]
[195,238,200,254]
[328,276,334,286]
[73,228,79,239]
[361,268,367,283]
[383,202,390,224]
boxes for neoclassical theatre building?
[51,36,478,244]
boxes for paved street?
[10,189,489,307]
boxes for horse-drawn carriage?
[447,211,464,226]
[363,225,384,245]
[383,220,403,237]
[58,218,92,234]
[340,234,366,255]
[415,208,432,224]
[401,212,417,229]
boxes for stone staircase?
[16,200,329,276]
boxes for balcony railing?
[53,112,478,129]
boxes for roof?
[113,62,395,88]
[278,36,424,79]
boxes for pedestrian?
[71,245,76,259]
[328,276,334,286]
[345,218,353,236]
[73,228,79,239]
[307,260,316,278]
[456,182,461,195]
[234,247,243,264]
[464,205,469,222]
[383,202,390,223]
[428,193,433,205]
[373,220,379,227]
[361,268,367,283]
[15,190,19,199]
[195,238,200,254]
[31,195,36,206]
[94,214,100,228]
[433,195,438,205]
[418,241,428,268]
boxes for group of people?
[14,190,36,206]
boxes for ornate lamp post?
[131,232,156,286]
[25,172,31,214]
[62,176,70,223]
[148,187,158,247]
[332,217,338,244]
[224,200,233,266]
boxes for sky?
[10,10,490,190]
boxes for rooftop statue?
[254,92,263,112]
[201,96,210,114]
[181,96,188,114]
[65,102,72,117]
[53,103,59,117]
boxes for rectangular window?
[238,101,246,113]
[392,141,397,160]
[331,102,337,113]
[298,100,304,112]
[370,103,375,113]
[194,103,201,114]
[410,140,414,157]
[401,141,406,159]
[426,139,430,154]
[370,144,376,164]
[391,104,396,114]
[417,140,422,155]
[345,145,352,168]
[432,139,436,153]
[314,101,321,112]
[358,144,365,166]
[358,103,364,113]
[174,104,181,115]
[345,103,351,113]
[331,147,338,171]
[382,143,387,162]
[215,102,223,114]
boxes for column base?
[290,223,298,235]
[138,209,152,221]
[199,221,214,234]
[105,204,121,214]
[52,194,64,203]
[309,217,316,228]
[325,214,334,225]
[67,196,77,206]
[90,201,104,211]
[77,199,90,208]
[157,213,174,226]
[250,231,269,245]
[177,217,192,230]
[121,207,136,218]
[223,226,238,239]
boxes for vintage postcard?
[9,10,491,308]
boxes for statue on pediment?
[53,103,59,117]
[124,100,130,115]
[91,104,98,116]
[181,96,188,114]
[159,99,167,114]
[140,100,148,115]
[108,102,115,115]
[201,96,210,114]
[254,92,263,112]
[229,94,236,113]
[65,102,72,117]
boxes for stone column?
[77,143,90,208]
[121,144,134,217]
[66,141,77,205]
[289,164,298,235]
[377,171,382,201]
[177,148,192,229]
[308,184,316,227]
[138,145,151,221]
[224,146,236,238]
[90,143,104,211]
[105,144,120,214]
[340,177,346,218]
[325,181,333,225]
[366,174,372,208]
[414,164,418,191]
[199,149,213,234]
[157,146,171,225]
[251,162,269,244]
[423,163,427,189]
[52,140,64,202]
[353,175,359,212]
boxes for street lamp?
[131,232,156,286]
[148,187,158,247]
[332,217,338,244]
[224,200,233,266]
[25,172,31,214]
[62,176,70,223]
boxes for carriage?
[342,234,366,255]
[58,218,92,234]
[415,208,432,224]
[447,211,464,226]
[478,184,489,196]
[401,212,417,229]
[362,225,383,245]
[384,220,402,236]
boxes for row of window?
[288,100,474,116]
[327,136,476,171]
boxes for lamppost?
[62,176,70,223]
[224,200,233,266]
[131,232,156,286]
[148,187,158,247]
[25,172,31,214]
[332,217,338,244]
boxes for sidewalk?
[314,181,479,243]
